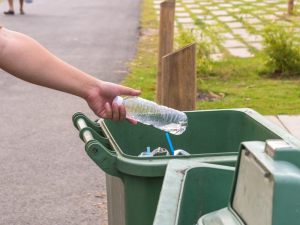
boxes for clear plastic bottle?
[113,96,188,135]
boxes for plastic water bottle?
[113,96,188,135]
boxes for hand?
[85,81,140,124]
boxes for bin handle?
[73,112,109,145]
[73,112,103,135]
[73,112,120,177]
[76,118,93,143]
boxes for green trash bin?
[154,139,300,225]
[72,108,292,225]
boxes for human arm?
[0,27,140,122]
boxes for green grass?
[122,0,158,101]
[196,56,300,114]
[123,0,300,115]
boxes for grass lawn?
[123,0,300,115]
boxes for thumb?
[118,86,141,96]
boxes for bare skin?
[0,27,140,123]
[4,0,24,14]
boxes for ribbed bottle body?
[123,97,187,135]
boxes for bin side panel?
[106,174,125,225]
[240,116,280,143]
[123,176,163,225]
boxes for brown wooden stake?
[161,43,196,111]
[156,0,175,104]
[288,0,294,15]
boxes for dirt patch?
[197,91,225,102]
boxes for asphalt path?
[0,0,141,224]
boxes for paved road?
[266,116,300,140]
[0,0,141,224]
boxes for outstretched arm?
[0,27,140,122]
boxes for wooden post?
[156,0,175,104]
[161,43,196,111]
[288,0,294,15]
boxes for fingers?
[119,104,126,120]
[110,102,126,121]
[101,102,137,125]
[96,82,141,124]
[127,118,138,125]
[112,101,120,121]
[103,102,112,119]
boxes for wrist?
[84,78,103,102]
